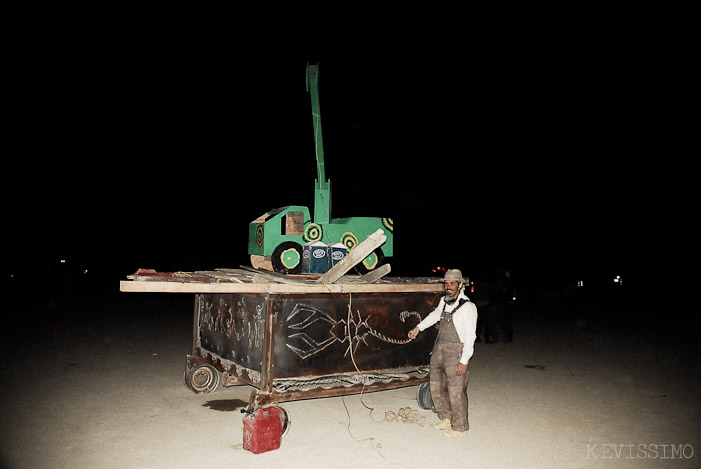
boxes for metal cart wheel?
[416,382,435,412]
[186,364,221,393]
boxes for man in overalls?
[408,269,478,437]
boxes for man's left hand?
[456,363,467,376]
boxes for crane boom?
[247,63,394,273]
[306,64,325,187]
[306,63,331,226]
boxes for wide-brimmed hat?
[439,269,468,283]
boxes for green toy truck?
[248,64,393,274]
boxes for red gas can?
[243,407,282,454]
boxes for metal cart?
[121,269,442,432]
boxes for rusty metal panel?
[270,293,439,379]
[196,293,268,375]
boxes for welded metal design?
[196,294,267,373]
[285,303,418,360]
[271,294,439,379]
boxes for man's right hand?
[408,327,420,340]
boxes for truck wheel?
[354,248,385,275]
[272,242,303,274]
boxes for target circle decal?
[255,224,264,249]
[382,218,393,233]
[341,232,359,251]
[363,252,379,270]
[303,223,323,242]
[280,247,301,269]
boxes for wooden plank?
[265,282,441,293]
[120,279,443,294]
[238,265,315,286]
[317,228,386,284]
[250,255,273,271]
[121,280,269,293]
[359,263,391,284]
[194,270,247,283]
[228,266,319,281]
[133,272,222,284]
[212,268,253,276]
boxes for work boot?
[434,419,451,430]
[444,429,468,438]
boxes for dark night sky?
[5,32,695,292]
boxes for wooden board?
[318,228,386,284]
[121,262,442,294]
[120,279,442,294]
[359,263,391,283]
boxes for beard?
[445,286,460,300]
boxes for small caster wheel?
[417,382,435,412]
[186,364,220,393]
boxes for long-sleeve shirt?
[416,289,478,365]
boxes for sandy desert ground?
[1,289,699,468]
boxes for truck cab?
[248,205,393,274]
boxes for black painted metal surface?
[190,290,441,405]
[271,293,438,378]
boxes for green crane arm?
[306,63,326,187]
[306,63,331,226]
